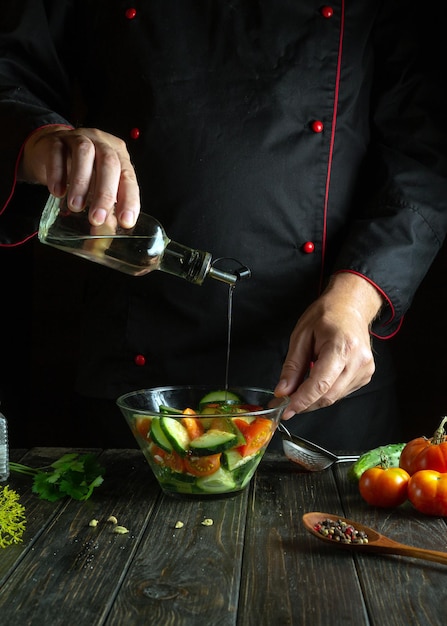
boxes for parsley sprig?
[9,453,105,502]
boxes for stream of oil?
[224,284,235,394]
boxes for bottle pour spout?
[207,264,251,285]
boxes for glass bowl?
[116,385,290,498]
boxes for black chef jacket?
[1,1,447,448]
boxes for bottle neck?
[161,241,248,285]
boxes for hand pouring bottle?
[38,195,250,285]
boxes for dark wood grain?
[1,449,72,583]
[238,455,369,626]
[0,448,159,625]
[107,487,250,625]
[333,464,447,626]
[2,449,447,626]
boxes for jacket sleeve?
[0,0,76,245]
[333,2,447,338]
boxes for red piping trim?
[319,0,345,293]
[0,124,73,247]
[0,231,38,247]
[334,269,401,339]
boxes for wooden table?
[1,448,446,626]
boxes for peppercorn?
[314,518,368,544]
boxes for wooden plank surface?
[106,484,250,625]
[334,464,447,626]
[0,448,159,626]
[238,455,369,626]
[2,449,447,626]
[1,449,72,584]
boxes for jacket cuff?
[332,269,403,339]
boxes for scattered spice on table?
[0,485,26,548]
[314,518,368,544]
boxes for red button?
[311,120,324,133]
[303,241,315,254]
[320,6,334,19]
[134,354,146,366]
[125,7,137,20]
[130,127,140,140]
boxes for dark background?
[2,233,447,449]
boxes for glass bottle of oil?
[38,195,250,285]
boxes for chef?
[1,1,446,449]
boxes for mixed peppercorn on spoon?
[302,512,447,565]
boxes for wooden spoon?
[302,512,447,565]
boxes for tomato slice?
[184,453,221,476]
[234,418,252,436]
[238,404,263,412]
[181,416,204,440]
[150,444,185,472]
[182,407,197,415]
[237,417,273,457]
[135,417,152,439]
[164,450,186,473]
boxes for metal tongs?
[277,422,359,471]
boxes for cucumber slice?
[189,429,238,455]
[160,416,190,456]
[222,449,253,471]
[159,404,183,415]
[204,417,246,446]
[199,390,242,410]
[150,418,173,452]
[196,467,237,493]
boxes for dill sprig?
[0,485,26,548]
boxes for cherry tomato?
[400,416,447,475]
[237,417,273,457]
[184,454,221,476]
[359,466,410,508]
[407,470,447,516]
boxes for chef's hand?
[275,272,384,419]
[19,125,140,228]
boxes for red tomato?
[407,470,447,516]
[184,454,221,476]
[135,417,152,439]
[358,467,410,508]
[400,416,447,475]
[237,417,273,457]
[399,437,430,474]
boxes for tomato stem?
[379,450,390,469]
[432,416,447,445]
